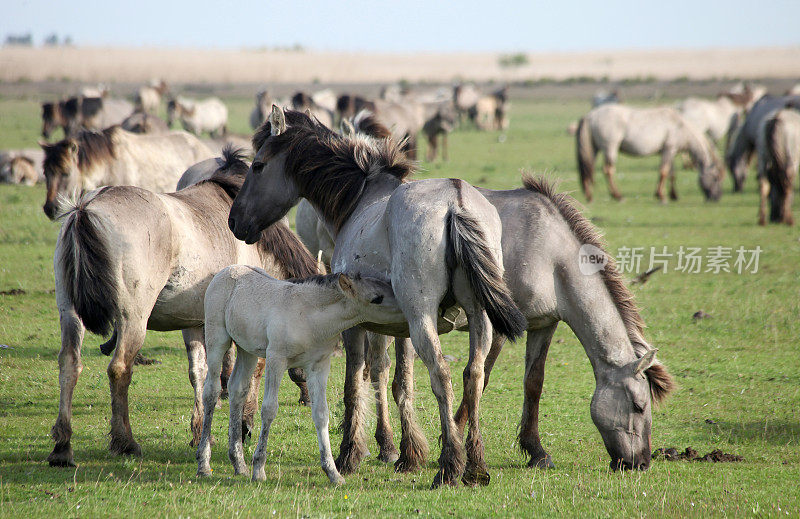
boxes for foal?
[197,267,402,485]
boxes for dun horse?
[576,104,723,202]
[167,96,228,137]
[228,107,527,488]
[39,126,213,219]
[47,148,319,467]
[756,108,800,225]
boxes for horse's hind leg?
[392,337,429,473]
[251,353,286,482]
[183,327,207,447]
[107,318,147,456]
[460,310,493,487]
[48,304,85,467]
[334,327,369,475]
[228,348,258,475]
[455,334,506,433]
[603,158,623,201]
[781,168,794,225]
[367,333,399,464]
[518,324,558,469]
[758,176,770,226]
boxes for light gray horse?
[228,107,527,488]
[120,112,170,134]
[47,149,319,467]
[676,95,743,145]
[756,107,800,225]
[576,104,724,202]
[39,126,213,219]
[249,90,272,130]
[167,96,228,137]
[0,149,43,185]
[135,80,169,115]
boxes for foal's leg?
[307,356,345,485]
[334,327,369,474]
[48,303,85,467]
[392,337,429,473]
[367,333,399,463]
[227,349,258,475]
[196,323,231,476]
[251,353,287,482]
[455,334,506,433]
[108,318,148,456]
[518,324,558,469]
[183,326,207,447]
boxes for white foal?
[196,266,401,485]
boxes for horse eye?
[632,400,645,413]
[251,162,264,173]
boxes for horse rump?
[764,116,789,222]
[445,207,526,341]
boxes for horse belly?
[147,265,209,331]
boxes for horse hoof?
[431,470,459,489]
[528,455,555,469]
[394,456,422,474]
[110,439,142,457]
[378,449,400,464]
[461,466,491,487]
[47,445,76,467]
[197,468,212,477]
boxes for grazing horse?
[135,80,169,114]
[41,101,68,139]
[198,269,401,485]
[756,108,800,225]
[39,126,213,219]
[726,95,800,191]
[47,149,320,467]
[576,104,723,202]
[167,96,228,137]
[228,107,527,488]
[121,112,169,134]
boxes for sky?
[3,0,800,53]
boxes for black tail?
[576,117,596,201]
[57,202,119,337]
[764,116,787,222]
[446,207,527,341]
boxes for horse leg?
[655,164,669,203]
[426,133,437,162]
[227,348,258,475]
[460,311,493,487]
[669,163,679,200]
[107,319,147,456]
[392,337,429,473]
[334,327,369,475]
[442,133,449,162]
[196,322,231,476]
[47,304,85,467]
[308,357,345,485]
[455,333,506,433]
[183,327,207,447]
[251,353,286,482]
[782,169,794,225]
[242,358,266,441]
[219,344,235,399]
[288,367,310,406]
[367,333,399,463]
[758,176,770,226]
[518,324,558,469]
[603,153,623,201]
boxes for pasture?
[0,94,798,517]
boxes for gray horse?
[47,148,319,467]
[228,107,527,488]
[756,107,800,225]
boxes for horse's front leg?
[334,327,369,474]
[183,327,207,447]
[227,348,258,475]
[392,337,429,473]
[251,353,286,482]
[367,332,399,463]
[518,324,558,469]
[460,311,493,487]
[307,356,344,485]
[48,304,85,467]
[107,318,147,456]
[196,323,231,476]
[655,148,676,203]
[455,333,506,433]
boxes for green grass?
[0,97,798,517]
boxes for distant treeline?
[4,33,73,47]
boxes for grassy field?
[0,96,798,518]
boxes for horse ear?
[337,273,356,296]
[633,349,658,378]
[316,250,327,275]
[269,105,286,136]
[340,118,355,136]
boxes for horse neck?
[298,288,361,339]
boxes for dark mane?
[353,110,393,139]
[62,97,80,120]
[287,273,341,285]
[42,127,117,174]
[82,97,103,118]
[522,174,674,402]
[252,109,415,232]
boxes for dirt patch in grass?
[0,288,26,296]
[653,447,744,462]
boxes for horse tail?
[446,207,527,341]
[56,194,119,338]
[764,115,787,222]
[576,117,596,201]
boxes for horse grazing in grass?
[576,104,723,202]
[47,148,320,467]
[167,96,228,137]
[229,107,526,488]
[726,95,800,192]
[198,269,401,485]
[39,126,213,219]
[756,108,800,225]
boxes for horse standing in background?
[756,107,800,225]
[167,96,229,137]
[135,80,169,114]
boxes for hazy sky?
[4,0,799,52]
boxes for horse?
[335,94,374,125]
[41,100,68,139]
[452,83,481,124]
[358,100,424,159]
[576,104,723,202]
[198,269,401,485]
[228,107,527,488]
[726,95,800,191]
[676,94,744,145]
[167,96,228,137]
[120,112,169,134]
[66,96,134,134]
[47,148,321,468]
[249,90,272,130]
[421,102,457,162]
[291,92,334,128]
[135,80,169,114]
[0,148,43,184]
[330,115,675,476]
[756,108,800,225]
[39,126,213,219]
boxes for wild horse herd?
[3,78,797,488]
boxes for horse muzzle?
[43,200,58,220]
